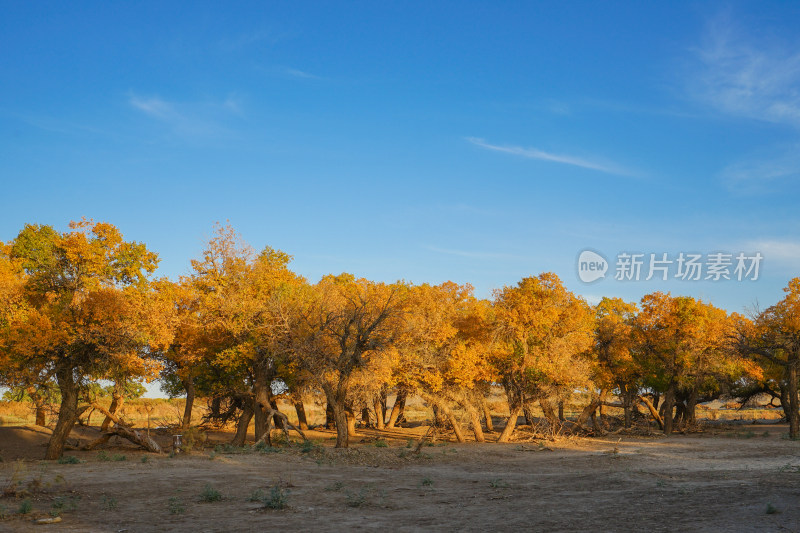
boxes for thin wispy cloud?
[690,15,800,127]
[284,67,319,80]
[741,239,800,269]
[130,96,179,121]
[466,137,632,177]
[128,94,244,138]
[720,144,800,192]
[255,65,325,81]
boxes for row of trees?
[1,220,798,459]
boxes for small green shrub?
[199,484,223,502]
[50,495,79,514]
[490,478,509,488]
[95,451,125,461]
[325,481,344,492]
[102,495,118,510]
[50,498,64,516]
[249,488,266,502]
[421,476,433,487]
[766,503,779,515]
[345,487,369,508]
[374,439,388,448]
[58,455,81,464]
[168,496,185,515]
[18,499,33,515]
[263,485,289,510]
[214,444,251,454]
[141,456,149,464]
[300,440,319,454]
[254,442,281,454]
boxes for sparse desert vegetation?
[1,419,800,531]
[2,220,800,532]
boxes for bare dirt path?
[1,425,799,532]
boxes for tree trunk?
[294,401,309,431]
[597,389,608,429]
[26,387,47,427]
[325,402,336,429]
[685,387,698,427]
[35,403,46,427]
[432,404,447,427]
[674,402,686,429]
[522,402,536,426]
[539,398,560,430]
[386,390,407,429]
[209,396,222,418]
[598,395,606,421]
[497,406,522,443]
[373,396,385,430]
[253,366,271,439]
[575,397,602,430]
[482,400,494,432]
[590,411,602,433]
[639,395,664,430]
[380,391,388,421]
[332,403,349,448]
[557,400,565,422]
[181,376,195,429]
[253,405,308,445]
[662,383,676,435]
[46,368,81,460]
[788,357,800,439]
[361,406,371,428]
[444,409,466,443]
[346,408,359,437]
[269,398,285,430]
[100,383,124,432]
[780,383,790,422]
[468,407,485,442]
[231,403,254,446]
[622,388,633,428]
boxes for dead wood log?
[83,403,162,453]
[639,395,665,430]
[414,425,436,453]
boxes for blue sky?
[3,1,800,314]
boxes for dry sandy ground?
[1,424,799,532]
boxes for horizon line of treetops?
[1,218,799,459]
